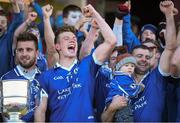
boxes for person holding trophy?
[0,32,41,122]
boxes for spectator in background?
[0,0,24,78]
[142,39,161,70]
[116,1,158,52]
[139,24,157,42]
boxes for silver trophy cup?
[1,79,29,122]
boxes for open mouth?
[67,44,76,53]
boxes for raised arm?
[159,0,177,74]
[171,22,180,76]
[79,19,99,60]
[113,18,123,46]
[83,4,117,63]
[13,11,37,50]
[42,4,59,68]
[121,1,141,52]
[10,0,20,13]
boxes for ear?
[55,43,61,51]
[36,50,39,58]
[63,17,68,24]
[155,52,161,59]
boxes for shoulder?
[1,69,17,80]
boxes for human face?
[120,63,135,75]
[64,11,82,26]
[16,41,38,69]
[56,32,78,58]
[132,48,151,75]
[141,30,156,42]
[109,50,118,70]
[143,42,159,69]
[0,15,7,37]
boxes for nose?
[20,50,29,56]
[141,56,147,62]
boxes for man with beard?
[101,1,177,121]
[0,0,24,77]
[0,32,41,122]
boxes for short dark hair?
[142,39,160,52]
[113,46,128,56]
[16,32,38,50]
[54,25,76,44]
[0,9,6,16]
[62,4,82,18]
[132,45,150,54]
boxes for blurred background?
[0,0,180,29]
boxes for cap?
[115,53,136,71]
[140,24,157,36]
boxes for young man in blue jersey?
[101,1,177,121]
[34,4,117,122]
[0,0,24,78]
[0,32,41,122]
[42,4,92,68]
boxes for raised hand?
[16,0,25,11]
[42,4,53,19]
[91,19,99,29]
[75,16,91,30]
[27,11,37,22]
[160,0,175,16]
[83,4,96,18]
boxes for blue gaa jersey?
[94,65,113,121]
[37,52,48,72]
[165,77,180,122]
[1,66,41,122]
[38,53,100,122]
[106,71,143,104]
[0,12,24,77]
[132,67,168,122]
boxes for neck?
[59,57,77,68]
[18,65,37,73]
[134,73,145,83]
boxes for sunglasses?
[148,46,157,52]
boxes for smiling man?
[1,32,42,122]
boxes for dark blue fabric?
[1,66,41,122]
[38,53,100,122]
[0,12,24,77]
[122,14,141,52]
[94,66,112,121]
[132,67,167,122]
